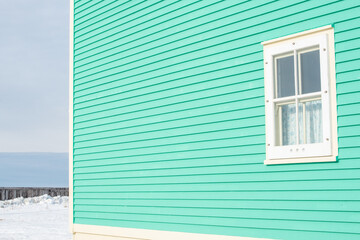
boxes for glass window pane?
[304,100,323,144]
[276,55,295,98]
[299,50,321,94]
[298,103,305,144]
[276,103,296,146]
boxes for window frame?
[262,26,338,165]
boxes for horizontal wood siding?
[72,1,360,239]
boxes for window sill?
[264,156,337,165]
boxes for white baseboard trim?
[73,224,272,240]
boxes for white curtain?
[281,104,296,145]
[299,104,304,144]
[282,100,322,145]
[305,100,322,144]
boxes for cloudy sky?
[0,0,69,152]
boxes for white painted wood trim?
[261,25,333,46]
[74,233,143,240]
[73,224,273,240]
[69,0,74,233]
[264,156,336,165]
[327,27,339,159]
[263,26,338,165]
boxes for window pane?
[298,99,323,144]
[276,55,295,98]
[305,100,323,144]
[276,103,296,146]
[300,50,321,94]
[298,103,305,144]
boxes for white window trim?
[262,26,338,165]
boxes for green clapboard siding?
[72,1,360,239]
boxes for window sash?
[275,97,322,146]
[273,91,321,103]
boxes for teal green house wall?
[71,1,360,239]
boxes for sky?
[0,0,69,153]
[0,152,68,187]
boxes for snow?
[0,195,72,240]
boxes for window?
[262,26,338,164]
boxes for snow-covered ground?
[0,195,72,240]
